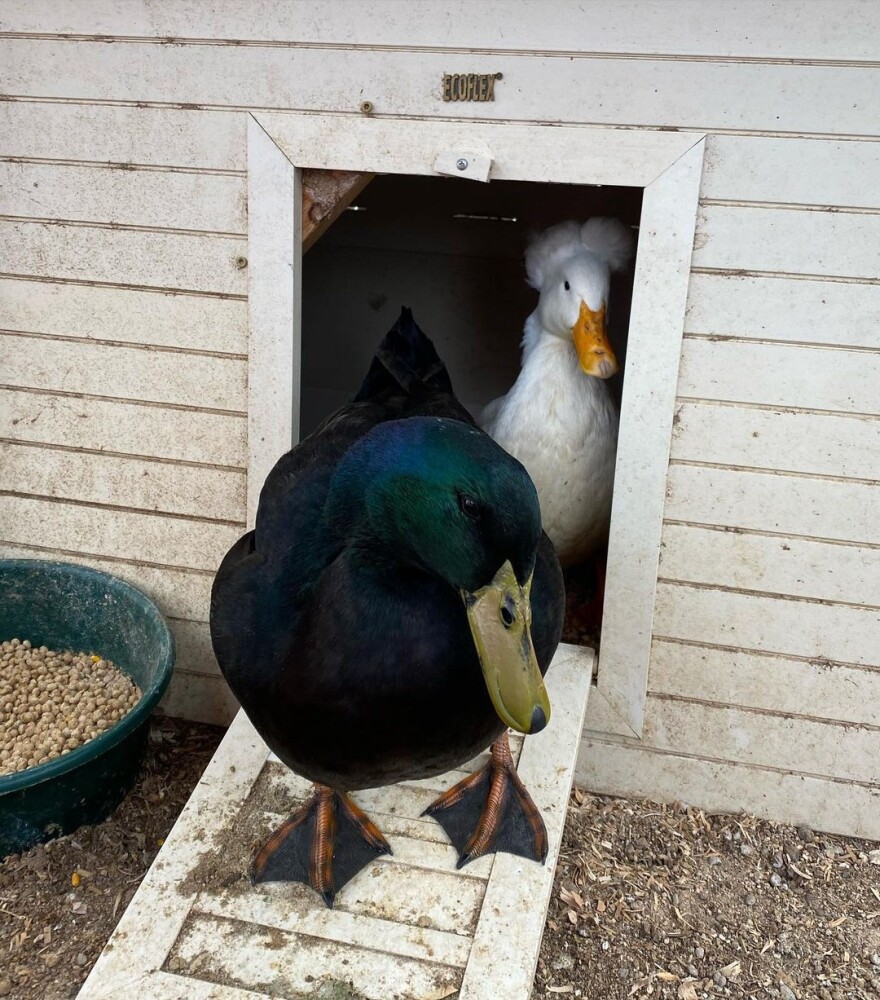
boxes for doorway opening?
[301,173,644,652]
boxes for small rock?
[75,953,88,967]
[709,856,722,866]
[745,894,757,906]
[0,980,11,998]
[871,953,880,968]
[695,946,705,959]
[552,953,575,971]
[740,844,753,857]
[688,965,699,977]
[784,840,802,862]
[769,872,784,887]
[779,985,797,1000]
[617,967,630,981]
[714,972,727,988]
[867,848,880,865]
[797,825,815,842]
[168,956,182,972]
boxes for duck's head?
[525,218,634,379]
[327,416,553,735]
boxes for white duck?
[481,218,633,568]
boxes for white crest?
[524,217,634,289]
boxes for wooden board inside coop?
[76,645,590,1000]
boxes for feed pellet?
[0,638,142,777]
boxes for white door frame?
[246,111,706,740]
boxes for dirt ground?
[535,792,880,1000]
[0,717,223,1000]
[2,718,879,1000]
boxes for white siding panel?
[0,543,212,622]
[2,334,246,410]
[694,205,880,279]
[0,101,245,171]
[0,220,247,295]
[671,401,880,480]
[577,738,880,840]
[678,338,880,415]
[0,442,247,522]
[654,581,880,667]
[159,670,238,726]
[2,1,878,62]
[704,135,880,207]
[169,619,220,677]
[0,161,246,233]
[0,495,241,571]
[640,696,879,785]
[0,278,247,354]
[3,389,247,467]
[2,39,879,135]
[666,464,880,545]
[685,272,880,350]
[648,640,880,728]
[659,522,880,607]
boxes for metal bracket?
[433,150,493,183]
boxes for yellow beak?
[461,561,550,735]
[572,300,618,379]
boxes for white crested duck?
[481,218,633,568]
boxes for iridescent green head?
[327,416,551,734]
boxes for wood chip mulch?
[535,791,880,1000]
[0,717,224,999]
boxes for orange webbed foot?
[423,733,547,869]
[251,784,391,907]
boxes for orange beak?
[572,300,618,379]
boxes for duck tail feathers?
[354,307,455,401]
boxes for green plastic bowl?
[0,559,175,857]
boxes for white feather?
[481,217,632,566]
[579,217,634,273]
[523,221,583,289]
[481,315,618,565]
[524,217,633,290]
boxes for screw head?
[456,158,469,171]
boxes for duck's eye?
[458,493,481,520]
[500,602,515,628]
[563,280,570,291]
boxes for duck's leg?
[423,733,547,869]
[251,784,392,907]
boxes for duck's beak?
[572,300,618,379]
[461,560,551,735]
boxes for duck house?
[2,0,879,918]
